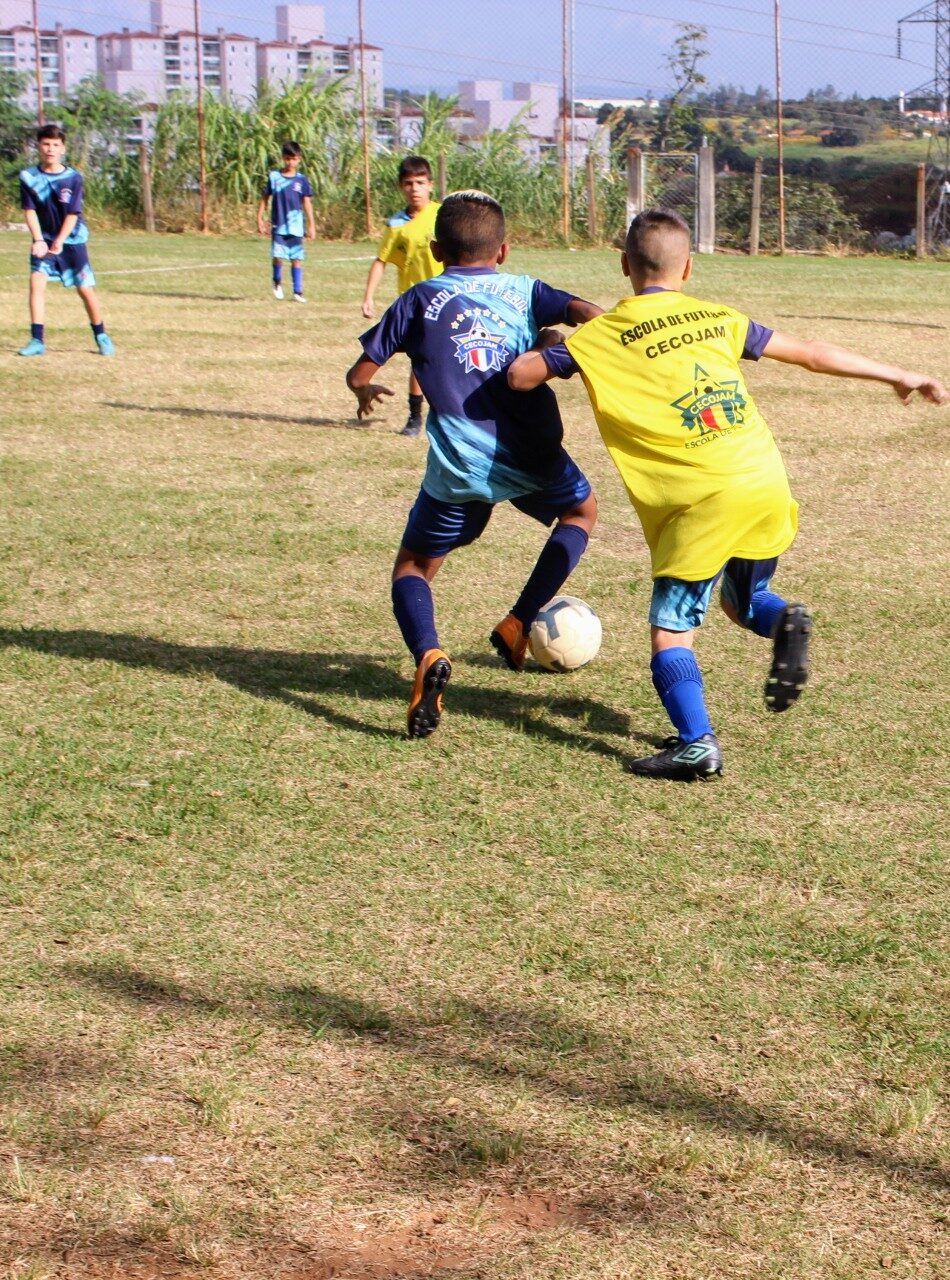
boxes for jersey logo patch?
[450,309,510,374]
[58,188,72,202]
[671,364,747,437]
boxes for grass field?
[1,231,948,1280]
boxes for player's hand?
[31,239,49,258]
[892,373,949,406]
[361,300,375,320]
[354,382,394,420]
[307,228,316,241]
[534,328,565,351]
[256,223,266,236]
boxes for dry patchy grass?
[0,232,948,1279]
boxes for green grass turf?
[0,231,948,1279]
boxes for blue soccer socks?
[650,647,714,743]
[291,265,304,297]
[272,262,283,285]
[31,323,44,342]
[392,574,440,665]
[511,523,589,631]
[748,589,788,639]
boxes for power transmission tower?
[898,0,950,250]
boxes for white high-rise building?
[276,5,325,43]
[149,0,198,34]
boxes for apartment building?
[0,20,96,111]
[2,2,383,112]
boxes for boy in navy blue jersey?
[346,190,602,738]
[257,140,316,303]
[18,124,114,357]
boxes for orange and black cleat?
[489,613,529,672]
[407,648,452,738]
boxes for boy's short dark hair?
[37,124,66,142]
[625,208,691,276]
[398,155,432,182]
[435,190,505,264]
[281,140,302,159]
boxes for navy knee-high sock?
[511,523,589,630]
[392,575,440,664]
[291,264,303,295]
[651,647,713,743]
[748,589,787,638]
[273,262,282,285]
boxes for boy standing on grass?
[346,190,602,738]
[361,156,442,437]
[18,124,114,358]
[509,208,948,781]
[257,140,316,303]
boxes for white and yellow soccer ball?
[528,595,602,672]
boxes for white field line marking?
[0,254,375,280]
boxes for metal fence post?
[916,162,927,258]
[626,147,644,229]
[140,144,156,233]
[750,157,762,256]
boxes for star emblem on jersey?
[671,364,747,437]
[450,311,511,374]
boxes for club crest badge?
[450,308,510,375]
[671,363,747,437]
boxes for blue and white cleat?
[96,332,116,356]
[17,338,46,357]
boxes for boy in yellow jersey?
[361,156,442,437]
[508,208,947,780]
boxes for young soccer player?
[361,156,442,437]
[346,190,602,738]
[508,208,948,781]
[257,140,316,303]
[18,124,114,357]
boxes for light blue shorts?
[650,557,779,631]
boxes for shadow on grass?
[103,400,366,430]
[109,290,247,302]
[66,962,950,1195]
[0,626,637,760]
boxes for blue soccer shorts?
[650,556,780,631]
[401,453,592,559]
[272,233,305,262]
[30,241,95,288]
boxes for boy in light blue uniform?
[18,124,114,357]
[347,190,601,738]
[257,140,316,303]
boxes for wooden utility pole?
[750,155,763,255]
[586,151,597,242]
[358,0,373,237]
[697,142,715,253]
[916,160,927,256]
[194,0,209,233]
[437,152,447,200]
[561,0,570,240]
[140,143,156,232]
[32,0,44,126]
[774,0,786,253]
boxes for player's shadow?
[0,627,636,759]
[109,290,247,302]
[103,400,366,430]
[65,961,950,1197]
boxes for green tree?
[654,24,708,151]
[0,69,32,164]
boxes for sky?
[22,1,945,101]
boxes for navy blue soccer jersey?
[20,165,88,245]
[263,170,313,238]
[360,266,578,503]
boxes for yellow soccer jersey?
[565,290,798,581]
[377,200,442,293]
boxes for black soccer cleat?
[399,415,423,438]
[407,649,452,739]
[626,733,723,781]
[765,603,811,713]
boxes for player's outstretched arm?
[362,259,386,319]
[763,331,949,406]
[508,343,560,391]
[565,299,603,325]
[346,354,395,420]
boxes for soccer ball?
[529,595,602,672]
